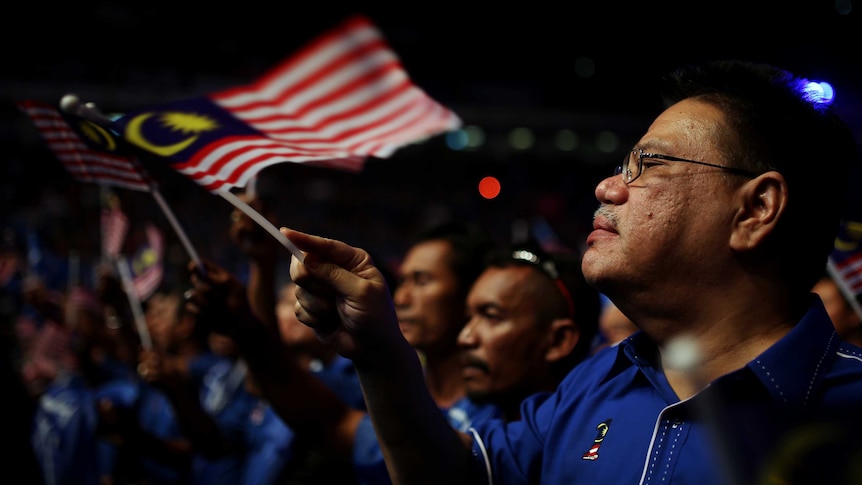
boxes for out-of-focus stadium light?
[803,80,835,105]
[445,129,469,150]
[554,129,580,151]
[445,125,485,151]
[595,130,621,153]
[478,176,501,199]
[508,127,535,150]
[464,125,486,148]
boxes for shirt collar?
[745,295,840,408]
[607,296,840,409]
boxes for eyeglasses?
[615,148,757,184]
[510,248,575,318]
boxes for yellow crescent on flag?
[835,221,862,252]
[124,112,201,157]
[79,120,117,151]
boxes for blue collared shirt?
[311,354,366,410]
[354,396,504,485]
[31,372,100,485]
[241,400,295,485]
[469,296,862,484]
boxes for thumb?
[284,227,385,296]
[281,227,366,271]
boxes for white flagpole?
[60,94,115,126]
[116,257,152,350]
[149,187,205,272]
[216,188,305,263]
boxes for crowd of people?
[4,58,862,485]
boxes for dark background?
[2,0,860,286]
[3,1,860,116]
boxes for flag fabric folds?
[113,14,462,192]
[17,100,152,192]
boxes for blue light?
[445,129,468,151]
[803,80,835,105]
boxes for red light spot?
[478,176,501,199]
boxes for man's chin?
[399,322,416,339]
[466,389,491,404]
[580,252,603,283]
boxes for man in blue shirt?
[350,241,600,484]
[277,59,862,484]
[184,239,600,484]
[193,218,495,483]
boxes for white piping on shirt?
[836,350,862,363]
[469,427,493,485]
[638,395,697,485]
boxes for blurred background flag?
[16,100,152,192]
[827,219,862,320]
[100,188,130,260]
[112,224,161,350]
[112,14,463,193]
[129,223,164,301]
[20,98,206,269]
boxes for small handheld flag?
[112,14,462,193]
[101,187,130,260]
[115,256,153,351]
[17,100,152,192]
[20,97,207,272]
[827,219,862,321]
[129,223,165,302]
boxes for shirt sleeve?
[352,413,393,485]
[466,391,558,485]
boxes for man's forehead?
[640,102,725,154]
[401,240,453,268]
[408,239,453,258]
[475,265,534,290]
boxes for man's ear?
[730,171,788,251]
[545,318,580,363]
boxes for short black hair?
[410,221,496,299]
[488,240,600,378]
[660,60,859,294]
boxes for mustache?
[461,354,489,373]
[593,205,618,226]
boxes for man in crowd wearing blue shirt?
[184,235,601,484]
[225,191,492,483]
[275,59,862,484]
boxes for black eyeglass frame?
[614,148,757,184]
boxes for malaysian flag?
[129,223,164,300]
[828,219,862,303]
[101,190,130,259]
[112,14,462,192]
[17,100,152,192]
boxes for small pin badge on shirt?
[582,419,613,461]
